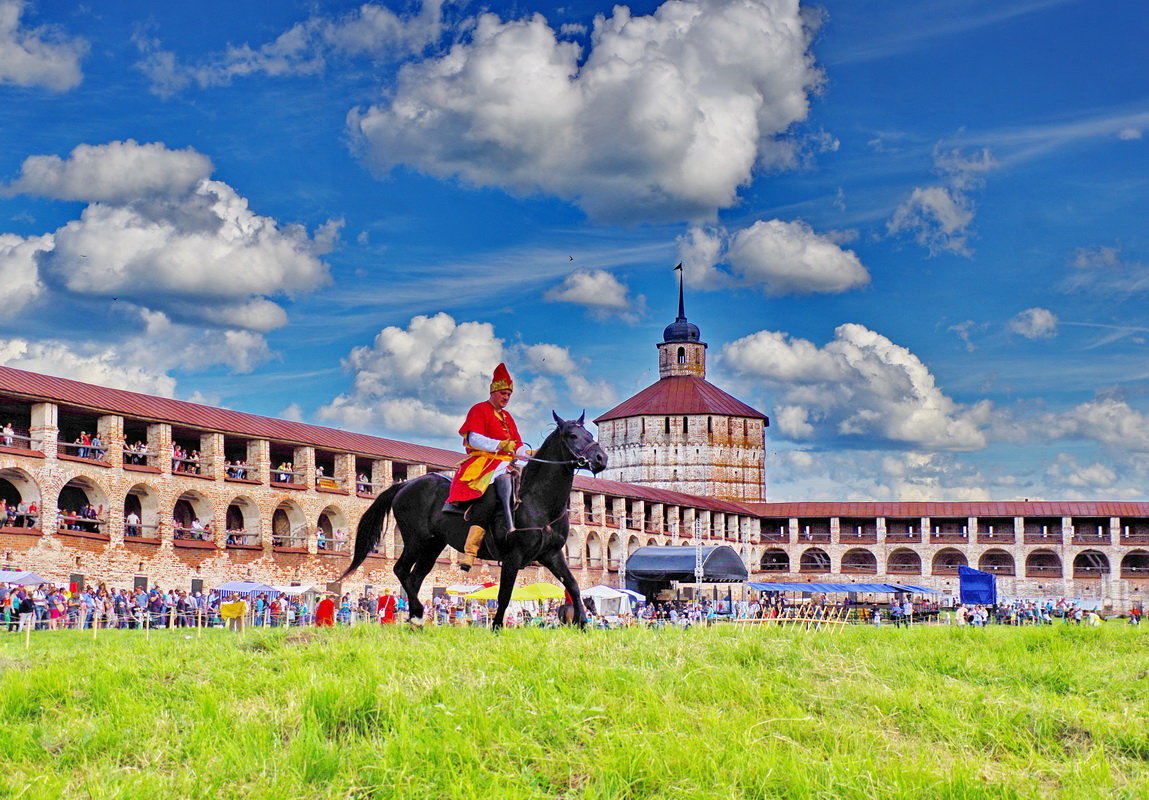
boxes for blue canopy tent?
[746,582,942,594]
[958,566,997,605]
[215,580,279,598]
[624,545,748,599]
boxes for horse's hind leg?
[401,547,444,627]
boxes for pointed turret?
[658,264,707,377]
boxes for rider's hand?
[498,439,517,453]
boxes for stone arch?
[0,466,42,528]
[1025,549,1061,577]
[646,537,658,547]
[931,548,967,574]
[124,482,160,538]
[841,547,877,573]
[799,547,830,573]
[224,495,260,546]
[58,474,110,533]
[173,489,214,540]
[1121,550,1149,578]
[272,500,307,548]
[585,531,602,567]
[565,532,582,563]
[317,504,349,551]
[607,533,624,570]
[1073,550,1109,577]
[886,548,921,574]
[626,534,642,558]
[978,549,1015,575]
[760,548,788,572]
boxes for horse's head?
[551,411,608,474]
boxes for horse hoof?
[408,617,425,630]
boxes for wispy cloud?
[828,0,1076,65]
[293,238,673,343]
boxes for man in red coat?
[377,588,398,624]
[443,363,532,570]
[315,593,336,627]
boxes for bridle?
[521,423,599,471]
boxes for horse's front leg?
[492,557,522,631]
[537,549,586,629]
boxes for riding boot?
[494,473,516,532]
[459,525,485,572]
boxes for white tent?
[582,585,640,616]
[271,585,317,597]
[0,570,47,585]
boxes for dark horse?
[341,412,608,629]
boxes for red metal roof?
[594,375,767,423]
[0,365,462,468]
[743,501,1149,518]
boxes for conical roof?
[594,375,767,423]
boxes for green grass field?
[1,622,1146,799]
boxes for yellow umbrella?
[464,583,565,601]
[518,582,566,600]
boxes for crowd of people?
[0,498,39,528]
[68,431,106,461]
[224,460,252,479]
[171,445,202,474]
[58,504,105,533]
[173,517,215,540]
[274,463,298,483]
[3,578,1142,633]
[123,440,150,465]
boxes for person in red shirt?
[377,588,398,624]
[443,363,533,571]
[315,593,336,627]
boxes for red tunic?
[315,597,336,627]
[446,401,523,502]
[377,594,397,624]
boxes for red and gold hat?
[490,363,513,393]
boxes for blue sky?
[1,0,1147,501]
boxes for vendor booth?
[582,585,644,616]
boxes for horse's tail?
[341,482,403,579]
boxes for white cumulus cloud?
[723,323,991,451]
[7,139,212,202]
[318,313,609,442]
[349,0,824,222]
[1008,307,1058,339]
[676,219,868,295]
[544,268,646,322]
[0,0,87,91]
[3,141,336,333]
[0,232,50,317]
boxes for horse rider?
[443,363,533,571]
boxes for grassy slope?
[1,624,1147,800]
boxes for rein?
[509,506,571,534]
[521,428,598,470]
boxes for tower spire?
[659,263,707,378]
[675,262,686,321]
